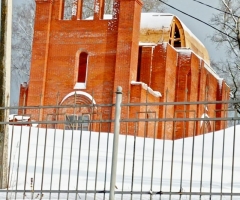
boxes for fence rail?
[0,97,240,199]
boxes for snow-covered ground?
[1,125,240,199]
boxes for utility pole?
[0,0,12,189]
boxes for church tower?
[20,0,143,127]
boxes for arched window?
[169,17,185,48]
[74,51,88,89]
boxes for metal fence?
[0,92,240,199]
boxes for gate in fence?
[0,88,240,199]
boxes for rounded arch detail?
[60,91,96,105]
[76,48,89,57]
[169,16,186,47]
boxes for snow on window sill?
[74,82,86,89]
[131,81,162,97]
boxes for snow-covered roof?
[140,13,173,31]
[140,13,205,47]
[139,13,210,65]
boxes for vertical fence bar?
[23,126,32,199]
[94,124,102,200]
[170,113,176,200]
[121,123,128,200]
[150,112,157,200]
[109,86,122,200]
[160,89,168,200]
[6,123,15,199]
[40,127,48,198]
[67,125,74,200]
[32,100,42,200]
[140,116,147,200]
[103,112,111,200]
[140,90,149,200]
[189,112,196,200]
[210,120,216,199]
[200,119,206,199]
[49,124,57,200]
[121,91,130,200]
[131,119,137,200]
[180,94,187,198]
[220,122,226,200]
[230,114,237,200]
[49,93,59,200]
[14,122,23,199]
[85,121,92,200]
[58,127,66,200]
[75,124,83,200]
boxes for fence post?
[109,86,122,200]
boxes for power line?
[192,0,239,18]
[159,0,237,41]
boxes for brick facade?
[19,0,229,139]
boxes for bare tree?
[142,0,165,12]
[210,0,240,113]
[11,0,35,105]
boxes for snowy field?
[1,125,240,199]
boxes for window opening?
[78,52,88,83]
[173,25,181,47]
[187,71,191,102]
[205,75,209,101]
[62,0,111,20]
[63,0,74,20]
[169,23,182,47]
[82,0,94,19]
[65,114,90,130]
[136,46,142,82]
[104,0,113,16]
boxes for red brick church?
[18,0,229,139]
